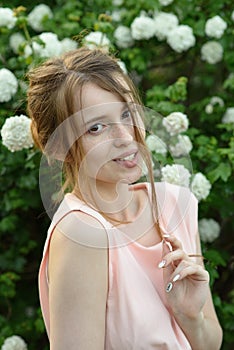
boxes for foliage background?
[0,0,233,349]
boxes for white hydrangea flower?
[117,60,127,74]
[83,31,110,52]
[0,7,17,29]
[210,96,224,107]
[1,335,27,350]
[222,107,234,124]
[169,134,193,157]
[9,32,25,54]
[198,218,221,243]
[0,68,18,103]
[60,38,78,53]
[146,134,167,155]
[159,0,174,5]
[162,112,189,136]
[131,16,156,40]
[1,114,34,152]
[112,0,124,5]
[161,164,191,187]
[38,32,62,57]
[154,12,179,41]
[114,25,134,48]
[111,9,126,22]
[167,25,196,53]
[190,172,211,201]
[201,41,223,64]
[205,96,224,114]
[27,4,53,32]
[24,32,62,58]
[205,104,213,114]
[205,15,227,39]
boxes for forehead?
[80,82,124,109]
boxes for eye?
[122,109,132,120]
[88,123,105,135]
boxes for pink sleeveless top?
[39,182,198,349]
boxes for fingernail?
[166,282,173,293]
[158,259,166,268]
[172,274,180,282]
[163,234,170,238]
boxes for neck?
[76,179,138,222]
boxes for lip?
[112,149,138,161]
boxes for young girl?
[27,48,222,349]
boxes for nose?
[111,123,134,147]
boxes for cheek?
[80,136,112,173]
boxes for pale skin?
[48,82,223,349]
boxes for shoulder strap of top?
[42,193,113,256]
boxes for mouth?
[112,151,139,168]
[115,153,136,161]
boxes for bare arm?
[48,212,108,350]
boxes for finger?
[166,263,209,294]
[163,234,183,251]
[159,249,188,268]
[159,237,179,284]
[175,264,209,283]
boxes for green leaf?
[208,162,232,183]
[165,76,188,102]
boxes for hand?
[158,234,210,320]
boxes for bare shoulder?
[48,209,109,285]
[53,209,109,249]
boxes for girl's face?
[76,82,144,188]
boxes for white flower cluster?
[154,12,179,41]
[190,173,211,201]
[0,68,18,103]
[129,10,195,53]
[24,32,60,58]
[0,7,16,29]
[201,41,223,64]
[169,134,193,157]
[28,4,53,32]
[162,112,189,136]
[198,218,221,243]
[205,96,224,114]
[112,0,124,5]
[167,25,196,53]
[1,115,34,152]
[83,31,110,52]
[161,166,211,200]
[161,164,191,187]
[146,135,167,155]
[114,25,134,48]
[117,60,127,74]
[9,33,26,54]
[60,38,78,53]
[24,32,78,59]
[1,335,27,350]
[205,15,227,39]
[111,9,126,22]
[159,0,174,5]
[222,107,234,124]
[131,15,156,40]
